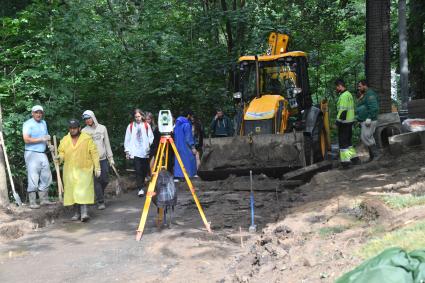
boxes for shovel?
[47,136,63,202]
[0,131,22,206]
[110,164,123,196]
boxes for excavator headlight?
[293,87,302,94]
[233,92,242,99]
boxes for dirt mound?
[228,147,425,282]
[0,204,68,242]
[357,198,393,222]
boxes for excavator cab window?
[239,59,301,109]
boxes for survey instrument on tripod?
[136,110,211,241]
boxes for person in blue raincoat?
[173,110,197,180]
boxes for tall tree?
[398,0,409,111]
[366,0,392,113]
[408,0,425,100]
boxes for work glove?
[365,118,372,127]
[53,155,62,165]
[48,144,55,152]
[95,169,101,178]
[108,157,115,167]
[41,135,51,142]
[191,147,197,156]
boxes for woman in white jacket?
[124,109,154,196]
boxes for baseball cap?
[31,105,44,112]
[82,113,91,120]
[68,118,80,128]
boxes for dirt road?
[0,190,243,283]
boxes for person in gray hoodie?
[81,110,114,210]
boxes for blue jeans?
[94,159,109,203]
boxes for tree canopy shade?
[0,0,424,200]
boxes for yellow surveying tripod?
[136,134,212,241]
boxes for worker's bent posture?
[56,119,101,222]
[335,79,359,168]
[82,110,114,210]
[22,105,54,209]
[356,80,380,161]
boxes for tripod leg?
[165,142,169,170]
[156,207,164,228]
[169,139,212,233]
[136,142,165,241]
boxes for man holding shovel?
[56,119,100,222]
[81,110,114,210]
[22,105,54,209]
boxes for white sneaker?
[138,188,145,197]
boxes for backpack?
[129,121,149,134]
[152,170,177,208]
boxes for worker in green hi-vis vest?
[334,79,361,168]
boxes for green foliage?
[359,220,425,259]
[0,0,393,196]
[318,225,349,238]
[381,194,425,210]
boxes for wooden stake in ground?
[52,135,63,201]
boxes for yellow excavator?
[198,31,331,180]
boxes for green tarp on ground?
[336,247,425,283]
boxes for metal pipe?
[255,55,260,98]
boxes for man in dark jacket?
[356,80,380,161]
[210,109,234,137]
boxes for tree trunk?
[398,0,409,111]
[0,103,8,207]
[366,0,392,113]
[408,0,425,100]
[0,144,9,207]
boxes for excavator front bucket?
[198,133,306,180]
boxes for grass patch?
[381,194,425,210]
[318,226,348,238]
[359,220,425,259]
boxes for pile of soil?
[227,147,425,282]
[0,204,67,242]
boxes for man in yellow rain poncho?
[56,119,101,222]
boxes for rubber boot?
[350,156,362,166]
[71,205,81,221]
[371,145,382,161]
[80,205,90,222]
[39,190,54,205]
[28,192,40,209]
[367,146,374,162]
[340,161,351,170]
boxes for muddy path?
[0,190,244,283]
[0,176,301,283]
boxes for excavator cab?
[236,53,313,136]
[198,32,330,180]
